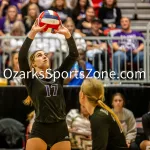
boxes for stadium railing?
[75,36,148,85]
[0,34,149,85]
[146,22,150,83]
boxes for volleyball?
[37,10,61,32]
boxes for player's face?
[32,51,49,69]
[112,95,124,110]
[121,18,130,30]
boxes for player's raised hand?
[31,19,46,33]
[53,20,71,39]
[28,19,46,39]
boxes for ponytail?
[97,100,123,132]
[23,96,32,106]
[27,110,35,121]
[80,78,123,132]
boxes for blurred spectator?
[140,104,150,150]
[21,0,44,19]
[90,0,103,16]
[0,5,18,36]
[44,19,87,61]
[66,105,91,136]
[90,0,103,7]
[1,22,23,80]
[72,0,90,26]
[111,93,139,150]
[50,0,72,23]
[64,19,86,50]
[66,105,92,149]
[9,0,23,18]
[98,0,122,30]
[23,3,40,33]
[66,0,78,10]
[15,0,30,10]
[4,51,23,85]
[76,6,95,36]
[38,0,54,10]
[0,0,26,20]
[1,21,25,53]
[0,0,10,18]
[112,17,144,79]
[86,17,110,74]
[64,48,95,86]
[0,51,9,78]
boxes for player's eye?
[37,53,42,57]
[44,53,48,57]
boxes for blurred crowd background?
[0,0,149,86]
[0,0,150,150]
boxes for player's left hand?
[53,20,71,39]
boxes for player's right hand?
[31,18,46,33]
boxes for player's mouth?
[43,59,47,62]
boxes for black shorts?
[28,120,70,149]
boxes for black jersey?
[89,106,128,150]
[18,36,78,123]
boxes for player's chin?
[45,63,50,68]
[41,63,49,70]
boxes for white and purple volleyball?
[37,10,60,32]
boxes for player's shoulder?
[91,107,110,121]
[89,107,112,126]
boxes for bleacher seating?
[118,0,150,36]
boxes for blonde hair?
[10,21,25,36]
[23,96,33,106]
[81,78,123,132]
[52,0,67,9]
[23,50,43,105]
[27,110,35,121]
[25,4,40,27]
[4,5,18,30]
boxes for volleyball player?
[79,78,129,150]
[18,19,78,150]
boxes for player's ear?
[32,62,36,68]
[79,90,85,105]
